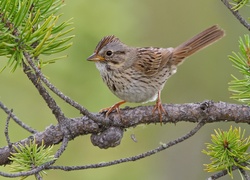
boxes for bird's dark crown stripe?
[95,35,120,54]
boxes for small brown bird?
[87,25,224,123]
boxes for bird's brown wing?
[133,47,173,76]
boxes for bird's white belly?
[95,62,177,103]
[114,84,158,103]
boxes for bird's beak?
[87,53,105,62]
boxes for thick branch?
[0,101,249,166]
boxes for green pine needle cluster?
[8,139,56,179]
[202,126,250,178]
[230,0,250,11]
[229,35,250,104]
[0,0,74,72]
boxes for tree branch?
[0,100,250,166]
[208,162,250,179]
[48,119,205,171]
[0,101,37,134]
[221,0,250,31]
[239,167,250,180]
[23,51,106,124]
[23,60,66,124]
[4,109,12,148]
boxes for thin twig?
[207,162,250,179]
[239,167,250,180]
[47,119,205,171]
[221,0,250,31]
[0,137,69,178]
[54,136,69,159]
[208,169,230,179]
[4,109,12,148]
[23,52,106,125]
[22,57,66,123]
[0,160,55,178]
[0,101,37,134]
[35,173,43,180]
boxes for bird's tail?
[172,25,225,65]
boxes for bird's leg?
[100,100,126,118]
[152,91,167,125]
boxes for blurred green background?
[0,0,249,179]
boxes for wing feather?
[133,47,173,76]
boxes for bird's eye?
[106,50,113,56]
